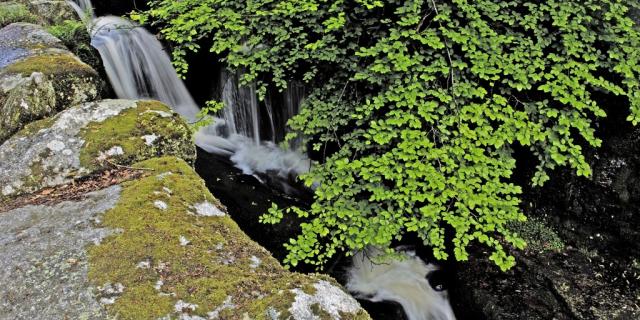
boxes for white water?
[347,248,457,320]
[69,0,310,179]
[68,0,94,20]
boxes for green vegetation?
[0,2,36,27]
[508,216,564,253]
[138,0,640,270]
[89,157,368,319]
[47,19,102,72]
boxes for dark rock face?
[91,0,148,17]
[451,126,640,319]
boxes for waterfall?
[68,0,94,20]
[69,0,310,179]
[68,2,459,319]
[282,83,304,149]
[91,16,199,121]
[347,248,457,320]
[220,72,263,144]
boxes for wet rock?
[0,99,195,198]
[0,22,101,143]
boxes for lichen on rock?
[23,0,78,26]
[0,99,195,198]
[0,185,121,319]
[88,156,369,320]
[0,2,37,28]
[1,0,78,27]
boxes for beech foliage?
[137,0,640,270]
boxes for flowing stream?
[68,1,457,319]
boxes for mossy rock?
[0,1,37,28]
[0,99,195,198]
[23,0,78,26]
[0,23,102,143]
[507,216,564,254]
[88,156,368,320]
[1,0,77,27]
[79,100,196,170]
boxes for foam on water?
[347,248,457,320]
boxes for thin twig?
[105,159,155,171]
[416,9,435,32]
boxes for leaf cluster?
[137,0,640,270]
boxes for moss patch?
[14,113,58,138]
[88,157,363,319]
[79,101,195,170]
[0,2,37,27]
[3,53,95,76]
[509,216,565,253]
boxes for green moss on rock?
[47,19,103,75]
[0,2,37,27]
[4,53,95,76]
[25,0,79,27]
[79,100,195,170]
[508,216,565,253]
[0,52,102,143]
[88,157,366,320]
[12,112,58,137]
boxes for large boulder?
[0,99,195,198]
[0,185,119,319]
[0,22,102,143]
[0,156,369,319]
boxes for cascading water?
[91,16,199,121]
[219,72,263,144]
[347,248,457,320]
[68,0,94,19]
[69,0,310,179]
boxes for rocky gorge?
[1,1,639,320]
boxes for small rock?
[174,300,197,313]
[192,201,224,217]
[142,134,158,146]
[154,200,168,211]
